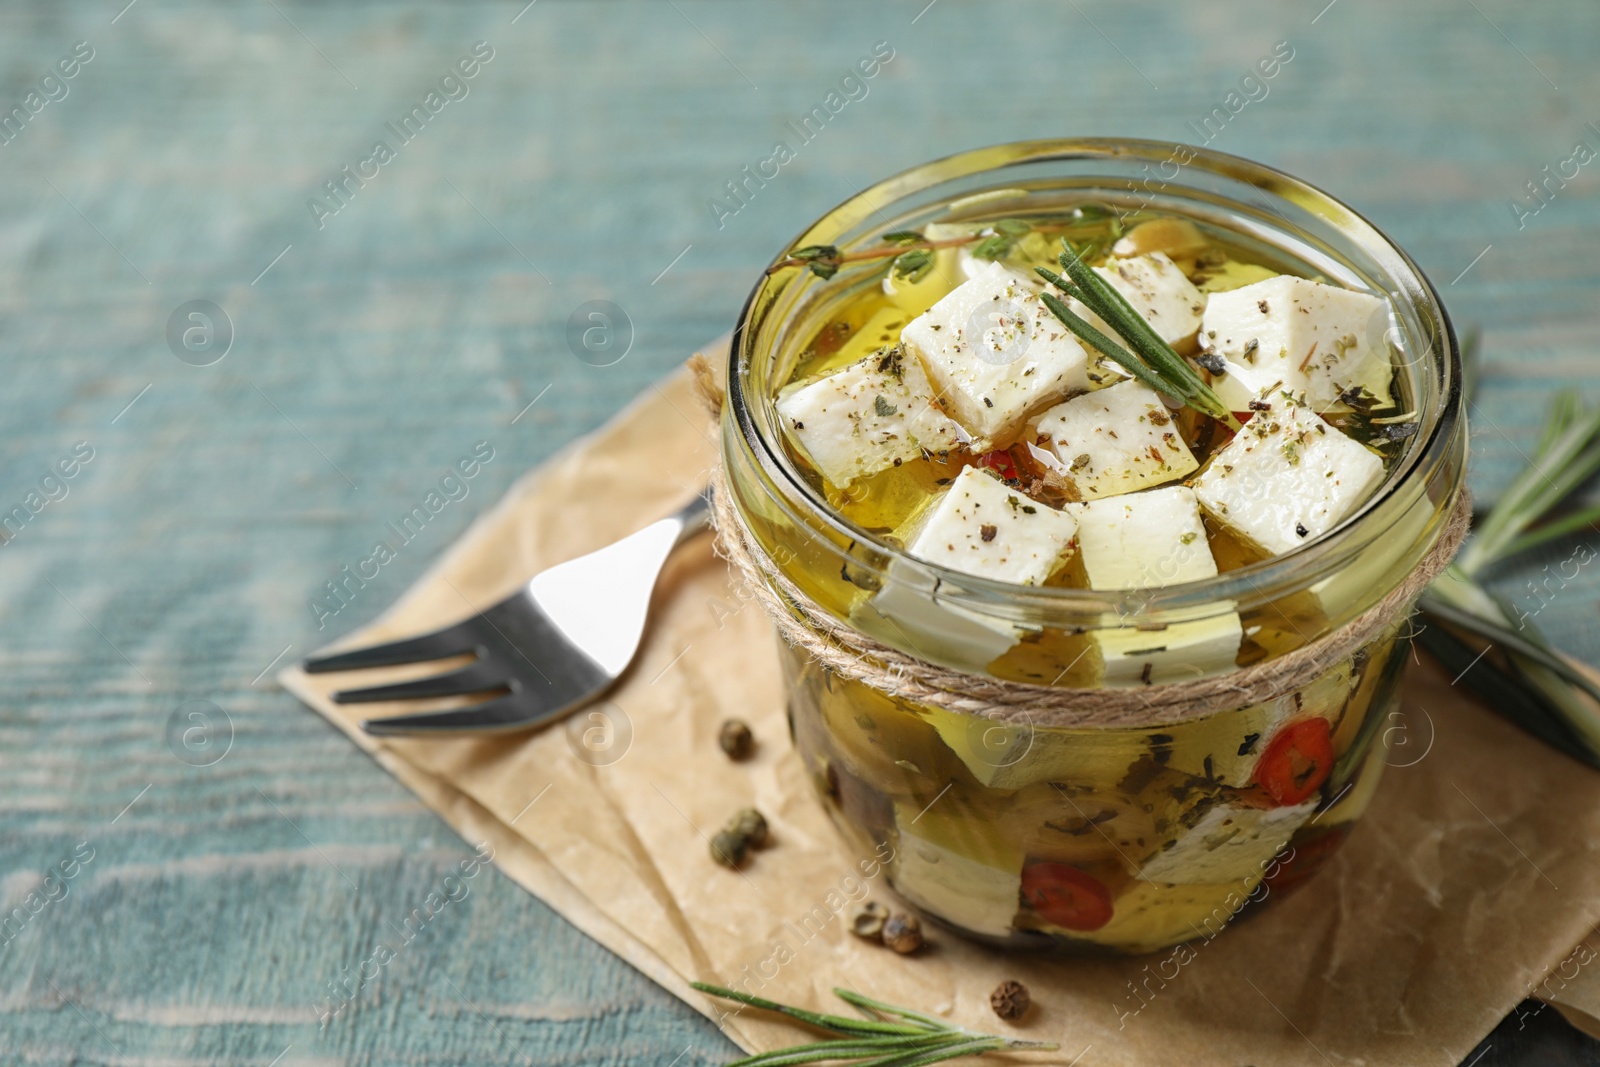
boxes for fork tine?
[302,626,478,674]
[330,662,509,705]
[360,693,557,737]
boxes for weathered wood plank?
[1,1,1597,1063]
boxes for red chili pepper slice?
[1020,862,1113,931]
[1252,717,1335,806]
[974,449,1019,481]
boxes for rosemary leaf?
[853,1037,1004,1067]
[881,230,924,245]
[724,1035,957,1067]
[691,983,927,1038]
[831,989,949,1032]
[696,983,1058,1067]
[1032,266,1088,306]
[1054,246,1195,387]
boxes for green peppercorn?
[718,719,754,760]
[710,829,748,868]
[731,807,768,847]
[849,901,889,940]
[882,913,923,954]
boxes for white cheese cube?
[893,800,1023,937]
[1074,486,1242,684]
[858,559,1023,669]
[1069,253,1205,348]
[1074,486,1217,590]
[1029,379,1199,500]
[905,466,1078,585]
[900,261,1089,448]
[1194,391,1385,556]
[1138,799,1316,885]
[925,709,1135,790]
[775,347,965,487]
[1092,612,1244,686]
[1199,275,1395,412]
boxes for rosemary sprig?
[692,982,1058,1067]
[1035,244,1241,429]
[1419,383,1600,767]
[1034,284,1176,400]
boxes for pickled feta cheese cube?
[1091,619,1244,686]
[905,466,1079,585]
[1074,486,1217,589]
[775,346,965,487]
[1029,379,1199,500]
[859,560,1023,668]
[1138,799,1316,885]
[893,800,1023,937]
[1194,391,1385,556]
[1073,486,1242,684]
[924,708,1136,790]
[900,261,1089,448]
[1199,274,1395,412]
[1068,252,1205,347]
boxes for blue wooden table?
[3,2,1598,1063]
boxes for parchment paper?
[281,337,1600,1066]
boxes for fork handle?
[670,489,713,547]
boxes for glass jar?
[719,139,1466,954]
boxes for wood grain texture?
[0,1,1595,1063]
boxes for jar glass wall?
[721,140,1466,953]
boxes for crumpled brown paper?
[281,337,1600,1066]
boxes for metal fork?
[302,492,712,736]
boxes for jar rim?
[725,138,1464,623]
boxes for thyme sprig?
[769,220,1037,282]
[1418,374,1600,767]
[692,982,1058,1067]
[1035,244,1241,430]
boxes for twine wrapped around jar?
[694,356,1473,729]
